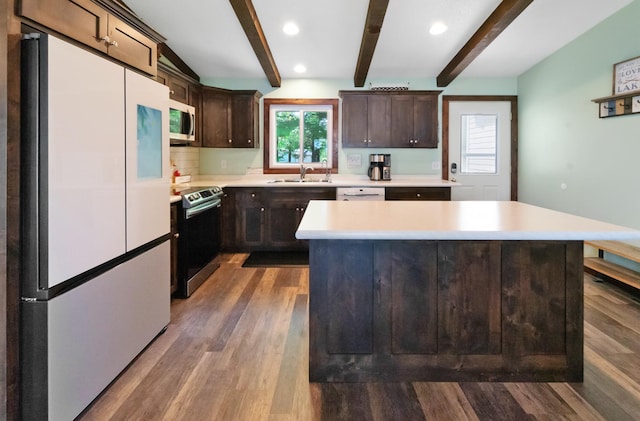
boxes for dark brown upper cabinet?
[340,90,441,149]
[20,0,159,76]
[201,89,262,148]
[390,93,440,148]
[340,92,391,148]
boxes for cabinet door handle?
[247,139,252,143]
[100,36,118,47]
[174,233,180,239]
[228,139,232,143]
[260,207,265,212]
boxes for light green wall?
[198,77,517,176]
[517,0,640,230]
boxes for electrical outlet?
[431,161,441,170]
[221,160,227,169]
[347,154,361,169]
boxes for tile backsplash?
[170,147,200,176]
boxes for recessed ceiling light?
[429,22,448,36]
[283,22,299,35]
[294,64,307,74]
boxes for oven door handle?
[185,198,221,219]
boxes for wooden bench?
[584,240,640,290]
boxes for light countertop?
[295,200,640,241]
[171,174,458,190]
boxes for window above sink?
[263,99,339,175]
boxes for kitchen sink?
[268,178,331,183]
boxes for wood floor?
[78,253,640,420]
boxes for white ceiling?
[124,0,632,83]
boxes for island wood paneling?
[502,241,570,356]
[309,239,584,382]
[311,241,374,360]
[438,241,501,355]
[75,253,640,420]
[389,241,438,354]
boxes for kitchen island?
[296,201,640,382]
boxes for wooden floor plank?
[77,253,640,420]
[413,382,479,420]
[547,383,607,421]
[584,321,633,355]
[367,383,426,421]
[571,361,639,421]
[270,294,308,415]
[210,268,264,351]
[459,383,531,420]
[320,383,374,421]
[504,383,576,418]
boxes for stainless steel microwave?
[169,99,195,143]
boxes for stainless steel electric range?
[176,186,223,298]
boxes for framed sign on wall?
[613,56,640,95]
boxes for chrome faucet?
[300,164,313,181]
[322,159,331,181]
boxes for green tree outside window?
[276,110,327,164]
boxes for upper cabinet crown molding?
[19,0,162,75]
[91,0,166,44]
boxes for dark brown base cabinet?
[170,202,179,294]
[226,187,336,251]
[385,187,451,201]
[309,239,583,382]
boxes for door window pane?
[460,114,497,174]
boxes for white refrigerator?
[20,33,170,421]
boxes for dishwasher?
[336,187,386,201]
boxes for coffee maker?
[368,154,391,181]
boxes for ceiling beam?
[354,0,390,87]
[436,0,533,87]
[158,43,200,82]
[229,0,281,87]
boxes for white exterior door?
[448,101,512,201]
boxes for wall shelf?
[592,93,640,118]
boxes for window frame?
[263,98,339,174]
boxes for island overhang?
[296,200,640,241]
[298,201,640,383]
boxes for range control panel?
[181,186,223,208]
